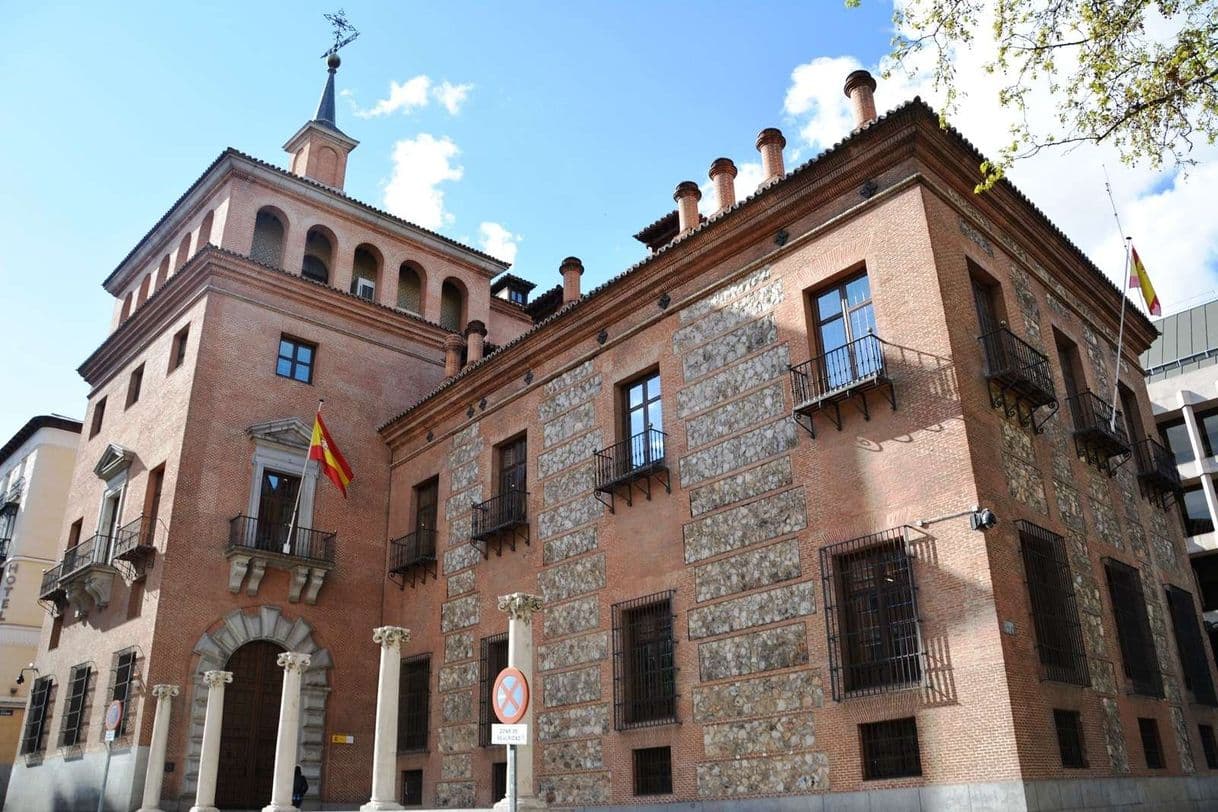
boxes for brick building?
[9,55,1218,812]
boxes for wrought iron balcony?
[789,334,895,437]
[1134,437,1183,505]
[38,563,63,602]
[2,476,23,506]
[1067,391,1131,469]
[228,515,335,563]
[388,528,438,587]
[979,327,1057,431]
[62,533,114,580]
[593,428,670,512]
[111,515,155,566]
[470,491,529,557]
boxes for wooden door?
[216,641,284,809]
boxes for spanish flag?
[309,411,354,497]
[1128,244,1161,316]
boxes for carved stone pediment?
[93,444,135,480]
[246,417,312,451]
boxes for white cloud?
[478,222,521,264]
[434,82,474,115]
[383,134,463,230]
[354,76,432,119]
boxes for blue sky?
[2,1,1215,443]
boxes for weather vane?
[321,9,360,59]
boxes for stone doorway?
[216,640,284,809]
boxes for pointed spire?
[284,52,359,190]
[314,53,341,131]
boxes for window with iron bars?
[821,528,922,701]
[1139,717,1166,769]
[1016,521,1090,686]
[59,664,92,748]
[105,648,139,741]
[1164,585,1218,706]
[1104,559,1164,697]
[398,654,430,752]
[612,591,678,730]
[859,717,922,780]
[1053,709,1088,768]
[1200,724,1218,770]
[479,633,508,746]
[632,746,673,795]
[19,676,53,755]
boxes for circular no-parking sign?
[104,700,124,732]
[492,667,529,724]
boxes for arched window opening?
[302,227,333,284]
[397,263,423,313]
[120,292,133,323]
[153,255,171,292]
[440,279,465,332]
[136,275,151,308]
[174,233,193,272]
[250,208,286,269]
[350,245,380,300]
[198,210,215,249]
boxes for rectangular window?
[89,397,107,439]
[811,272,878,391]
[969,265,1005,336]
[1164,585,1218,705]
[1198,407,1218,457]
[860,717,922,780]
[821,529,922,699]
[170,325,189,371]
[144,464,165,547]
[1104,559,1164,697]
[632,746,673,795]
[256,470,301,549]
[107,649,138,738]
[20,676,53,755]
[620,371,665,472]
[1139,717,1166,769]
[125,364,144,408]
[48,613,63,650]
[397,654,430,752]
[401,769,423,806]
[612,592,677,729]
[275,336,316,384]
[1054,331,1086,403]
[1182,485,1215,536]
[1201,724,1218,770]
[67,517,83,548]
[497,435,527,495]
[414,478,439,533]
[1053,709,1088,768]
[1017,521,1090,685]
[1119,383,1145,443]
[127,577,145,620]
[59,664,92,747]
[1159,418,1196,465]
[491,762,507,802]
[479,633,508,746]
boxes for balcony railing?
[979,327,1057,430]
[471,491,528,541]
[1067,391,1131,466]
[1134,437,1183,503]
[227,515,335,564]
[111,515,155,563]
[0,538,9,563]
[2,477,24,506]
[38,564,63,601]
[595,429,667,492]
[789,334,895,437]
[389,528,437,574]
[61,533,114,580]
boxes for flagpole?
[284,399,322,554]
[1102,165,1131,433]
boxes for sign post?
[98,699,123,812]
[491,666,529,812]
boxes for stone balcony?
[225,515,335,604]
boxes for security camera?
[970,508,998,531]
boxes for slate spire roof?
[313,53,344,134]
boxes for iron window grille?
[59,664,92,748]
[1200,724,1218,770]
[19,676,54,755]
[632,746,673,795]
[859,717,923,780]
[1164,585,1218,706]
[105,648,139,741]
[1138,717,1165,769]
[612,591,678,730]
[398,654,430,752]
[479,633,508,746]
[1103,559,1164,698]
[821,528,923,701]
[401,769,423,806]
[1053,709,1088,768]
[275,336,316,384]
[1016,521,1090,686]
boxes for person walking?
[292,764,308,808]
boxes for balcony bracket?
[470,522,529,560]
[389,554,438,591]
[988,381,1057,434]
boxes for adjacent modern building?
[0,415,82,804]
[9,55,1218,811]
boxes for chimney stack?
[444,333,465,378]
[708,158,737,213]
[464,320,487,364]
[560,257,584,305]
[674,181,702,234]
[755,128,786,182]
[843,69,878,128]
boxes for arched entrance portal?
[216,640,285,809]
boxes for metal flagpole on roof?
[284,399,322,555]
[1102,165,1132,434]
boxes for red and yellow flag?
[309,412,354,497]
[1128,244,1161,316]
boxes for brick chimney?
[756,128,786,182]
[444,333,465,377]
[464,320,487,363]
[843,69,878,128]
[674,181,702,234]
[560,257,584,305]
[708,158,737,213]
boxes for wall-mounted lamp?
[913,505,999,532]
[15,663,39,686]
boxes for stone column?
[263,652,312,812]
[137,684,181,812]
[494,593,545,812]
[189,671,232,812]
[362,626,411,812]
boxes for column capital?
[152,683,181,699]
[202,670,233,688]
[373,626,412,649]
[277,652,312,673]
[498,592,544,622]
